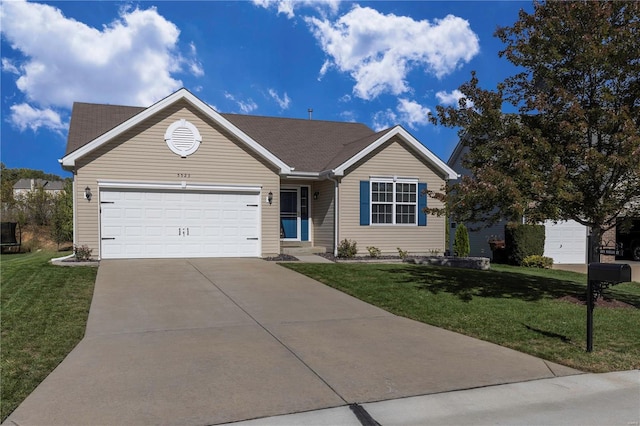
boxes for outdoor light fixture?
[84,186,92,202]
[267,191,273,205]
[313,191,319,200]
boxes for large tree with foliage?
[430,1,640,262]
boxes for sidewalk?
[229,370,640,426]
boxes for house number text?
[177,173,191,178]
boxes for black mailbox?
[588,263,632,283]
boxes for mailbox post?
[586,263,632,352]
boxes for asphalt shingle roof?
[220,113,376,172]
[66,102,145,155]
[64,102,384,173]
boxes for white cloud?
[268,89,291,110]
[340,110,357,122]
[0,1,203,132]
[372,99,431,131]
[187,42,204,77]
[253,0,341,19]
[372,109,397,131]
[2,58,20,75]
[225,92,258,114]
[306,6,480,100]
[436,89,473,108]
[397,98,430,130]
[8,103,66,133]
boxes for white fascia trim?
[369,175,419,181]
[97,180,262,193]
[61,89,292,174]
[332,126,458,180]
[282,171,322,179]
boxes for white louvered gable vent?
[165,119,202,157]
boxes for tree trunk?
[588,226,603,264]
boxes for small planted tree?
[51,181,73,249]
[454,223,470,257]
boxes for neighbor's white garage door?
[100,189,260,259]
[544,220,587,264]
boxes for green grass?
[282,262,640,373]
[1,251,98,422]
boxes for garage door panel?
[100,189,260,259]
[544,220,587,264]
[145,227,163,237]
[124,192,144,201]
[124,226,143,237]
[184,209,202,220]
[125,208,143,219]
[145,208,163,219]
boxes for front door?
[280,187,309,241]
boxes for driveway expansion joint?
[275,314,391,326]
[349,404,382,426]
[188,260,349,405]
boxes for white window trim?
[370,177,418,226]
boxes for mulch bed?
[316,253,403,262]
[557,295,635,309]
[264,254,299,261]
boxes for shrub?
[397,247,408,259]
[454,223,470,257]
[366,246,381,258]
[337,239,358,258]
[521,255,554,269]
[505,223,545,265]
[74,244,93,261]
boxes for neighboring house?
[60,88,457,260]
[447,142,589,264]
[13,178,65,198]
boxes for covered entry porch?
[278,179,333,255]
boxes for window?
[370,180,417,225]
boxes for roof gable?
[60,88,456,179]
[332,126,458,179]
[60,89,291,173]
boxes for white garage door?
[544,220,587,264]
[100,189,260,259]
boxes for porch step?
[281,245,327,255]
[281,241,312,248]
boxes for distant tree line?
[1,163,73,247]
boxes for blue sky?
[1,0,531,177]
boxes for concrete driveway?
[5,259,580,425]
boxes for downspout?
[328,175,339,257]
[72,172,77,248]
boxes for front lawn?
[282,262,640,373]
[1,251,98,422]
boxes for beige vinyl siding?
[311,179,335,251]
[74,100,280,258]
[339,137,447,255]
